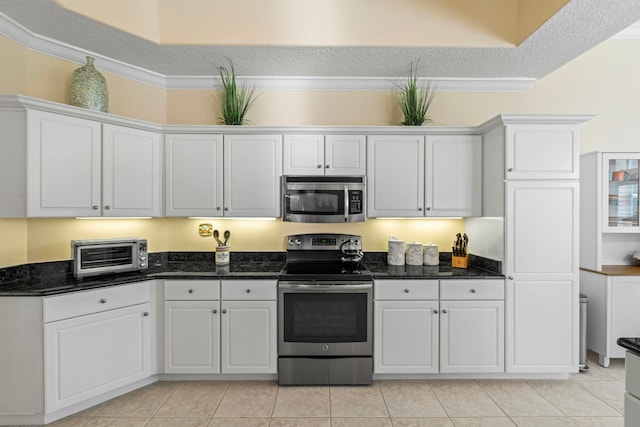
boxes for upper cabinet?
[367,134,481,218]
[581,151,640,271]
[25,110,162,217]
[165,134,224,217]
[283,134,365,176]
[505,124,580,180]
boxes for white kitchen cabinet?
[164,280,221,374]
[25,110,162,217]
[220,280,277,374]
[580,271,640,367]
[223,134,282,217]
[425,135,482,217]
[283,134,365,176]
[505,181,579,373]
[505,123,580,180]
[367,135,425,217]
[165,134,223,217]
[43,282,152,413]
[374,280,439,374]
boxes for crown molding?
[1,11,536,92]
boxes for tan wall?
[2,36,640,266]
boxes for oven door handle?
[278,283,372,291]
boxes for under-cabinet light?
[75,217,153,220]
[188,217,277,221]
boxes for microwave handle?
[344,186,349,222]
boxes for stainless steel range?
[278,233,373,385]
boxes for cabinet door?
[164,301,220,373]
[220,300,277,374]
[610,277,640,359]
[224,135,282,217]
[325,135,366,176]
[602,153,640,232]
[426,135,481,217]
[44,303,151,412]
[27,109,102,217]
[505,181,579,373]
[374,300,439,374]
[367,135,424,217]
[165,134,223,216]
[102,124,162,217]
[505,124,579,180]
[283,134,324,176]
[440,300,504,373]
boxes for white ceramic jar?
[406,242,423,266]
[423,243,439,266]
[387,240,405,265]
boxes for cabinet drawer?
[221,280,277,300]
[44,281,150,323]
[440,280,504,300]
[164,280,220,300]
[375,280,438,300]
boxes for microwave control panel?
[349,190,363,214]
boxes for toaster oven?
[71,238,148,278]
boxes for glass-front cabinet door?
[604,153,640,232]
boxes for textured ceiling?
[1,0,639,80]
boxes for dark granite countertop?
[0,251,502,296]
[617,337,640,356]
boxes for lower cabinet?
[43,282,153,413]
[374,279,505,374]
[163,279,277,375]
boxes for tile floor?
[47,354,626,427]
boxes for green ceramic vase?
[71,56,108,112]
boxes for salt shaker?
[387,239,405,265]
[423,243,439,266]
[405,242,423,266]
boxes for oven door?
[278,282,372,356]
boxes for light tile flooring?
[48,354,626,427]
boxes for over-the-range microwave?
[282,176,366,223]
[71,238,148,278]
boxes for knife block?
[451,254,469,269]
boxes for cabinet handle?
[143,312,149,317]
[433,310,438,314]
[317,165,322,169]
[245,289,251,293]
[224,207,229,211]
[92,205,99,210]
[403,289,410,293]
[470,289,477,293]
[216,207,221,211]
[426,207,431,211]
[188,289,194,294]
[508,167,514,172]
[213,309,217,314]
[222,309,227,314]
[418,207,423,211]
[325,165,331,168]
[508,276,514,280]
[442,309,448,314]
[100,298,107,303]
[104,205,111,210]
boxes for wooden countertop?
[581,265,640,276]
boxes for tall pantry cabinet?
[482,115,590,373]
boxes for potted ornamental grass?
[215,59,257,125]
[397,61,436,126]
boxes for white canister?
[387,240,405,265]
[215,245,230,265]
[423,243,439,266]
[405,242,423,266]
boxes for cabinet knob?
[442,309,448,314]
[216,207,221,211]
[433,310,438,314]
[508,276,514,280]
[104,205,111,210]
[470,289,477,293]
[188,289,194,294]
[92,205,99,210]
[245,289,251,293]
[426,207,431,211]
[143,312,149,317]
[418,207,423,212]
[317,165,322,169]
[213,309,217,314]
[224,207,229,211]
[325,165,331,168]
[403,289,410,293]
[508,167,514,172]
[100,298,107,303]
[222,309,227,314]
